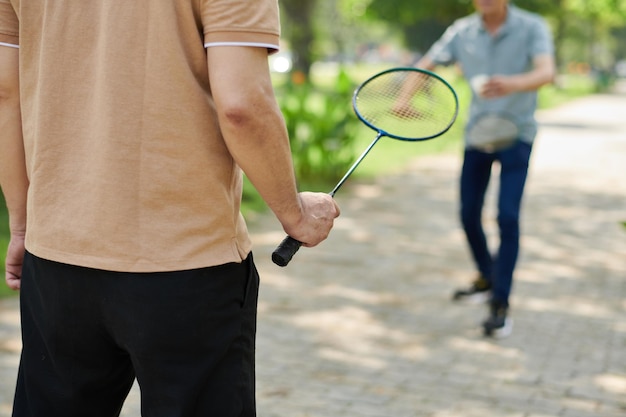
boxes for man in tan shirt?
[0,1,339,415]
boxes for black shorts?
[13,251,259,417]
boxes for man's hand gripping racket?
[272,67,459,266]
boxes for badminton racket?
[272,67,459,266]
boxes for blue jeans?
[460,141,532,306]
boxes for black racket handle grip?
[272,236,302,267]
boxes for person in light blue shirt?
[415,0,555,338]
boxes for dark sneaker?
[452,276,492,303]
[483,301,513,339]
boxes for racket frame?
[352,67,459,142]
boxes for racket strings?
[355,71,458,140]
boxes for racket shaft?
[272,236,302,266]
[272,135,381,267]
[330,133,382,196]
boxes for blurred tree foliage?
[277,70,360,185]
[280,0,391,76]
[364,0,625,70]
[280,0,316,76]
[279,0,626,75]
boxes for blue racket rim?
[351,67,460,142]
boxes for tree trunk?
[280,0,317,77]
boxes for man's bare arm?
[206,46,339,247]
[416,53,555,98]
[482,54,556,98]
[0,46,28,290]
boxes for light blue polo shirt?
[425,5,554,144]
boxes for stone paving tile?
[0,85,625,416]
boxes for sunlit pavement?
[1,83,625,416]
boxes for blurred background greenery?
[2,0,624,297]
[280,0,626,80]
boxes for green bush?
[0,194,15,298]
[276,69,361,187]
[241,69,363,214]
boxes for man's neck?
[482,5,508,35]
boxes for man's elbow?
[220,103,258,131]
[218,94,279,132]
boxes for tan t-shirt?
[0,0,280,272]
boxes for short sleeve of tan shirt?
[202,0,280,51]
[0,0,280,49]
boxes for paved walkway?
[0,84,625,416]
